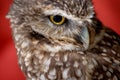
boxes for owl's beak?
[74,26,90,51]
[81,26,90,50]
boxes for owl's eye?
[49,15,66,25]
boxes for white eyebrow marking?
[44,9,81,21]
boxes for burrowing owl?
[7,0,120,80]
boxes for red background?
[0,0,120,80]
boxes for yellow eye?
[49,15,66,25]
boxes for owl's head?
[7,0,102,51]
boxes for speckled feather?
[7,0,120,80]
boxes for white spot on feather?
[75,69,82,77]
[102,48,107,53]
[21,41,29,48]
[82,57,88,65]
[27,66,33,71]
[40,74,46,80]
[15,34,21,41]
[63,54,68,62]
[73,61,79,67]
[48,68,56,79]
[43,58,51,72]
[62,68,70,79]
[113,75,118,80]
[106,71,111,77]
[103,57,111,63]
[88,64,94,69]
[31,77,36,80]
[27,72,32,78]
[49,68,56,76]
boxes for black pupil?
[53,15,63,22]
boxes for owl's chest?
[19,47,97,80]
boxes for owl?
[7,0,120,80]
